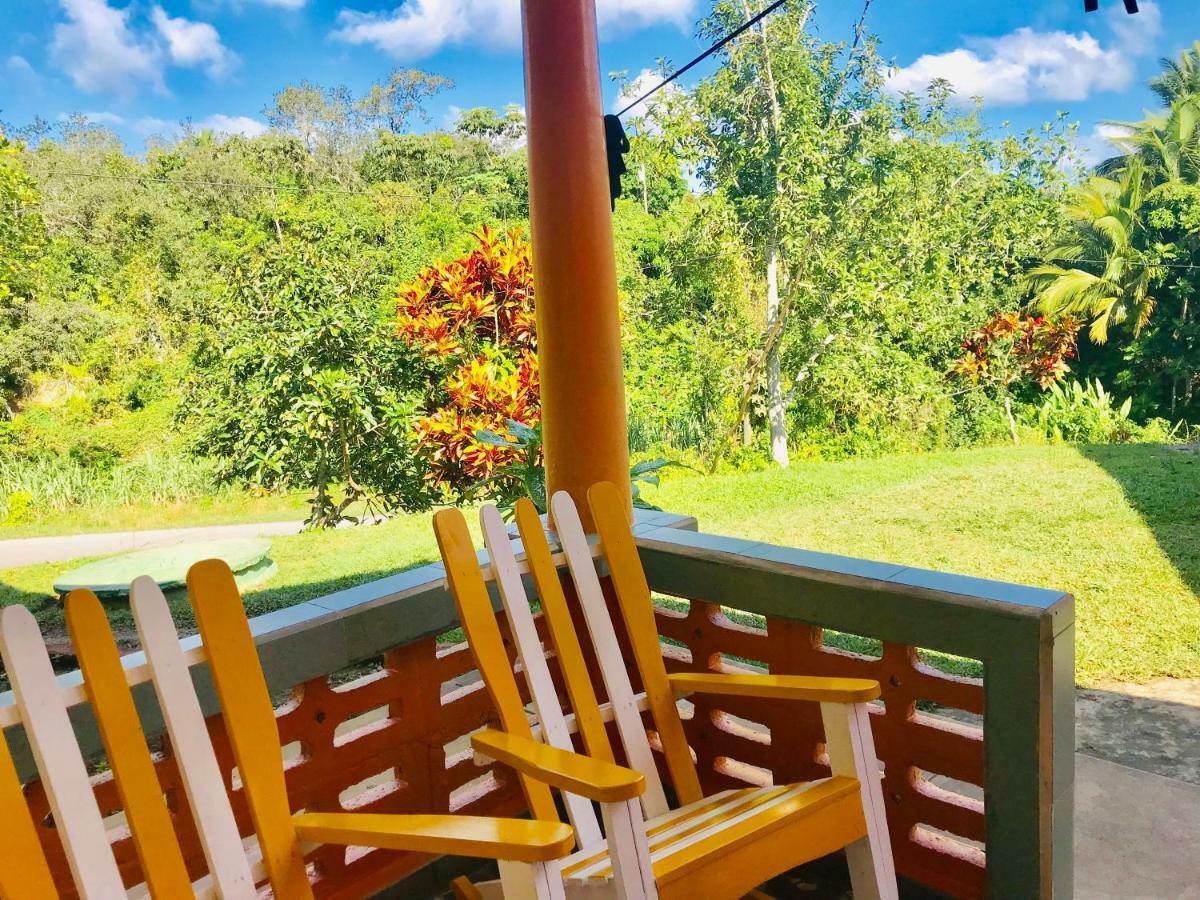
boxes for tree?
[651,3,1069,466]
[1151,41,1200,106]
[188,236,430,528]
[454,105,527,154]
[1027,162,1163,343]
[357,69,454,134]
[264,81,355,154]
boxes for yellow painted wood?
[654,784,866,899]
[472,728,644,803]
[450,876,484,900]
[65,589,193,899]
[513,498,614,763]
[129,576,255,898]
[292,812,575,864]
[186,559,313,900]
[668,672,881,704]
[0,727,59,900]
[563,786,790,879]
[432,508,559,823]
[587,480,703,805]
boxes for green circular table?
[54,538,277,600]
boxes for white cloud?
[74,110,126,124]
[199,114,268,137]
[52,0,165,97]
[614,68,682,130]
[332,0,694,59]
[50,0,236,98]
[151,6,238,78]
[6,55,36,77]
[1074,122,1134,167]
[134,113,268,140]
[886,1,1162,107]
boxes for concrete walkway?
[0,520,304,567]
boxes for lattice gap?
[819,628,883,660]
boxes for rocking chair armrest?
[293,811,575,863]
[472,728,646,803]
[668,672,880,704]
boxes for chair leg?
[820,702,899,900]
[601,798,658,900]
[499,860,567,900]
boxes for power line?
[615,0,791,118]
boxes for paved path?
[0,520,304,567]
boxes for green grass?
[0,491,313,538]
[650,443,1200,685]
[2,443,1197,684]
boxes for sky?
[1,0,1195,164]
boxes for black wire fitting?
[604,114,630,210]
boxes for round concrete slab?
[54,538,274,599]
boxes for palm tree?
[1101,96,1200,184]
[1151,42,1200,106]
[1026,160,1163,343]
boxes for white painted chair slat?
[129,576,257,899]
[550,492,669,819]
[599,798,658,900]
[0,606,126,899]
[481,506,605,849]
[821,702,898,900]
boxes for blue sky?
[1,0,1194,163]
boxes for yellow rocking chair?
[433,481,899,900]
[0,562,573,899]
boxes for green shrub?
[1021,379,1139,444]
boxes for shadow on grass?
[1079,443,1200,596]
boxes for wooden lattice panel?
[20,576,985,899]
[653,598,986,899]
[21,632,531,900]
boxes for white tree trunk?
[766,242,789,467]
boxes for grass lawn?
[2,443,1197,684]
[0,491,313,539]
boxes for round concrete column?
[522,0,632,527]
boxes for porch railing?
[0,509,1073,899]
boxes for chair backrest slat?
[130,575,257,898]
[551,491,669,819]
[0,701,61,899]
[0,606,126,899]
[66,589,193,898]
[514,499,615,765]
[187,559,313,900]
[589,482,703,805]
[481,504,603,848]
[433,509,560,824]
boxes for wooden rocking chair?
[433,482,899,900]
[0,562,573,899]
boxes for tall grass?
[0,452,224,519]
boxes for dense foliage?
[1029,42,1200,422]
[2,8,1197,528]
[397,226,539,494]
